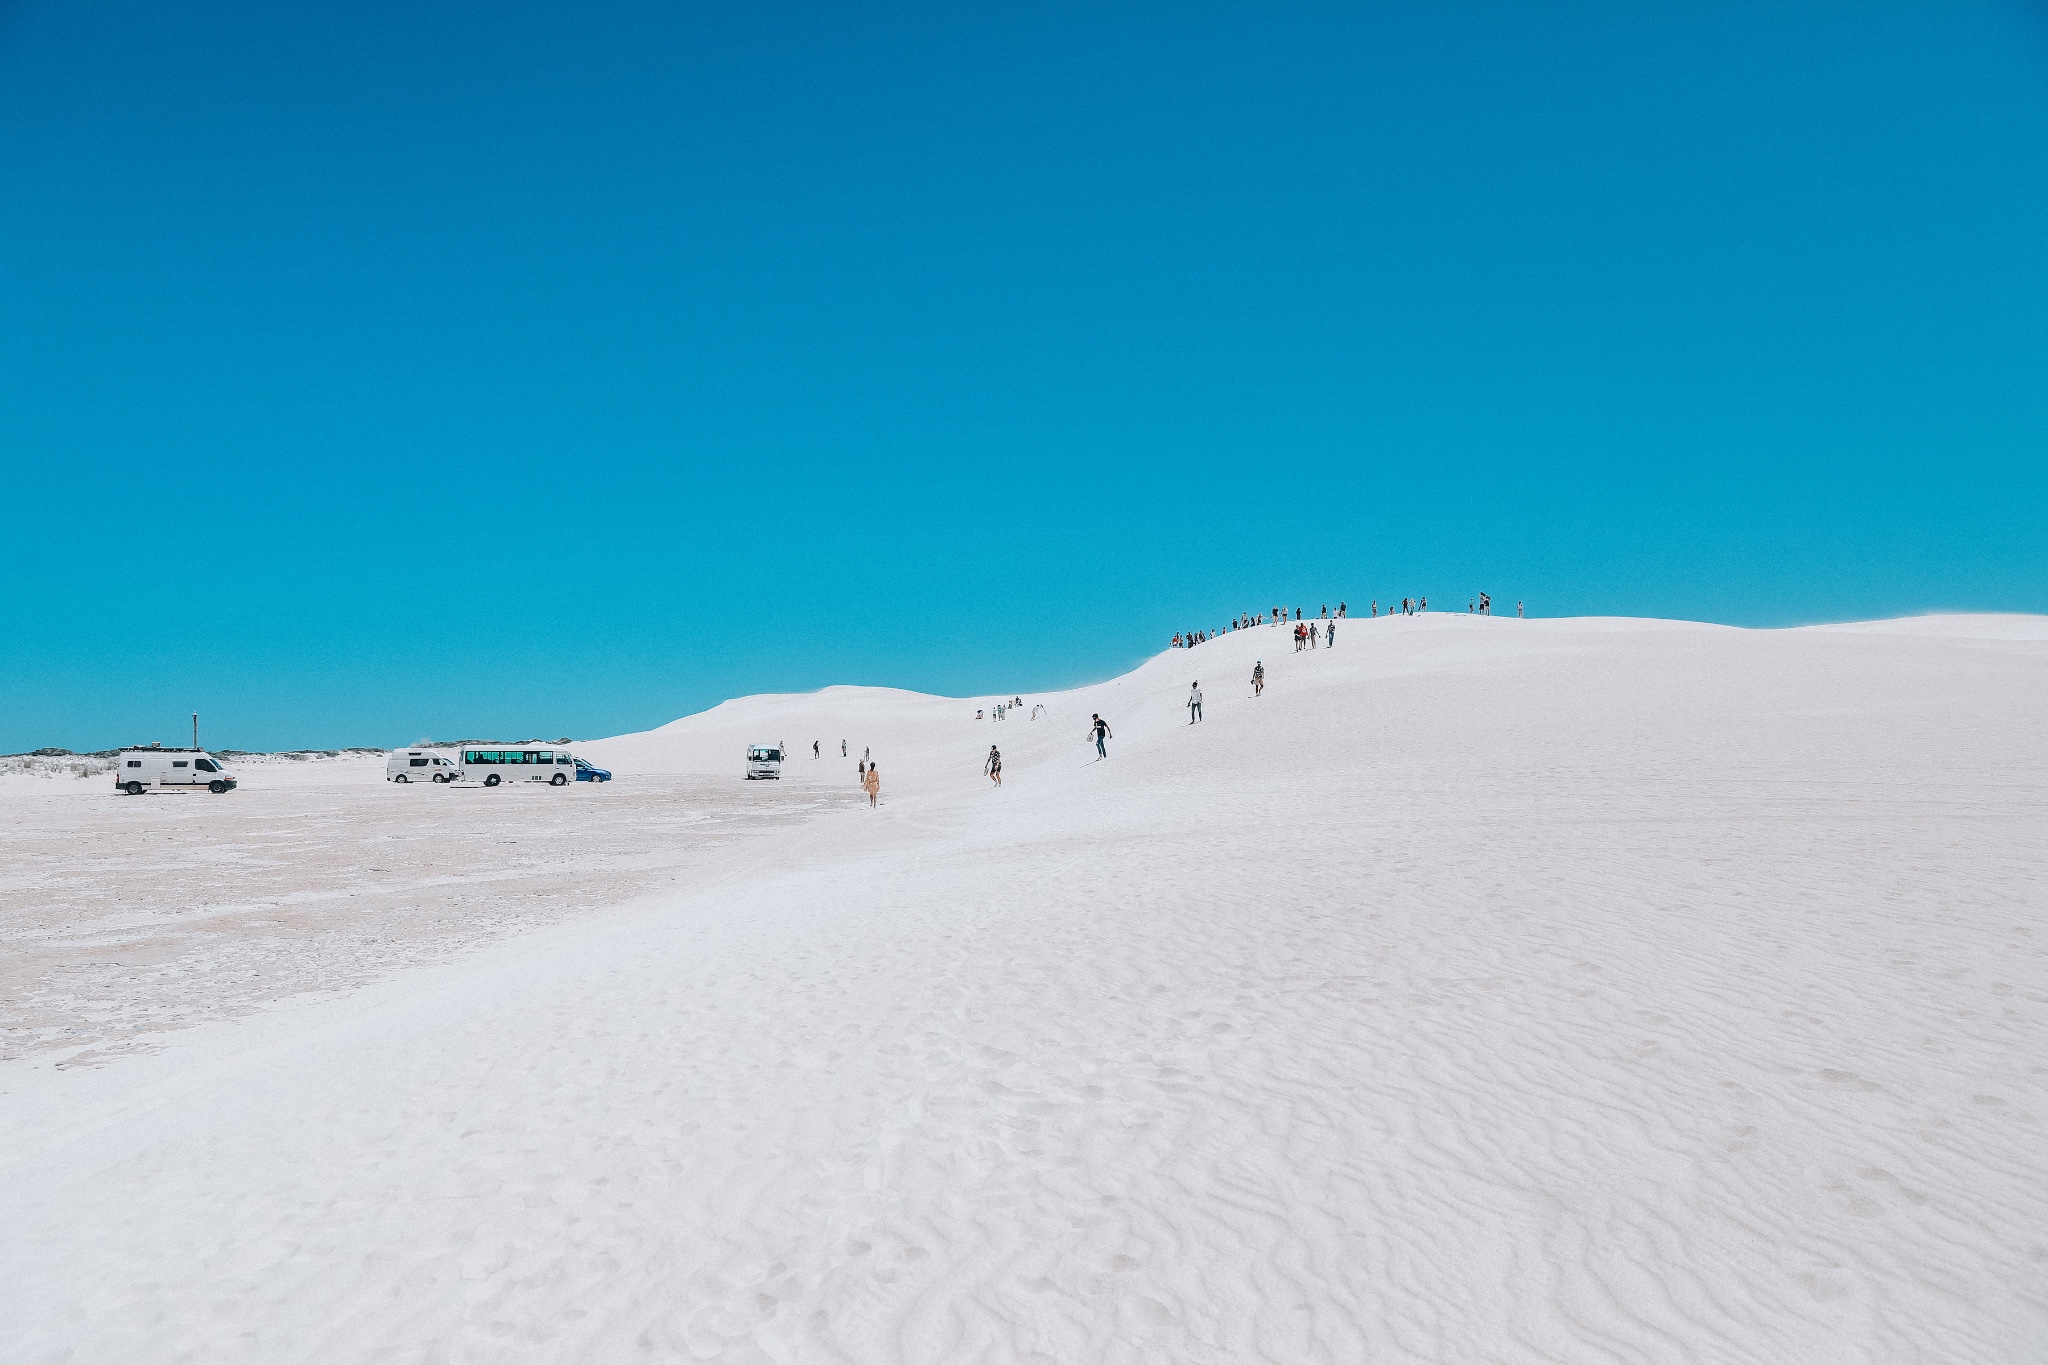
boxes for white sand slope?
[3,613,2045,1363]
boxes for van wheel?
[209,780,228,794]
[394,773,409,783]
[483,774,500,787]
[123,780,145,796]
[432,772,448,782]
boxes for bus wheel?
[209,780,228,794]
[483,774,500,787]
[550,772,567,786]
[123,780,145,796]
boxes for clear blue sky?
[4,1,2045,752]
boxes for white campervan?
[114,747,237,795]
[458,746,578,787]
[745,744,783,780]
[386,749,459,783]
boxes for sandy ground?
[0,759,855,1064]
[3,613,2045,1363]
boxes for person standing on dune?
[813,741,819,759]
[1252,661,1264,697]
[1187,682,1203,724]
[1090,714,1112,759]
[984,745,1002,786]
[862,763,880,808]
[1327,618,1337,648]
[841,739,847,757]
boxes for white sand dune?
[3,613,2045,1362]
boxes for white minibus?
[459,747,577,787]
[114,747,237,795]
[386,750,459,783]
[745,745,783,780]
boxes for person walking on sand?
[1252,661,1264,697]
[1187,682,1203,724]
[841,739,847,757]
[1309,622,1319,649]
[984,745,1002,786]
[862,763,880,808]
[1090,713,1111,759]
[813,740,820,759]
[1327,618,1337,648]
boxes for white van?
[745,745,783,780]
[386,750,459,783]
[459,746,577,787]
[114,747,237,795]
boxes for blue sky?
[3,1,2045,752]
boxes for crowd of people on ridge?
[1173,593,1523,646]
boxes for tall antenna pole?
[193,712,199,750]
